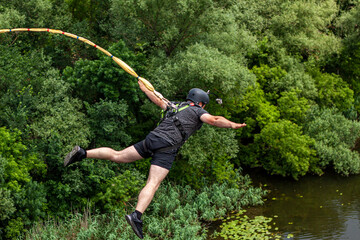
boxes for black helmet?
[186,88,210,105]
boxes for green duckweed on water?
[213,210,283,240]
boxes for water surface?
[247,169,360,239]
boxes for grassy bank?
[24,179,265,240]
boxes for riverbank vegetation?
[0,0,359,239]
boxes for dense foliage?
[0,0,359,239]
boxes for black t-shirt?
[150,101,208,145]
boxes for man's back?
[151,101,208,145]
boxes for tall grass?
[25,208,136,240]
[24,180,265,240]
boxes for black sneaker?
[64,146,86,167]
[125,212,144,239]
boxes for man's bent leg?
[136,165,169,213]
[86,146,143,164]
[65,145,143,167]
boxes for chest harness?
[143,102,200,154]
[161,102,196,136]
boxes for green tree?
[336,1,360,44]
[29,70,91,157]
[86,99,134,148]
[278,58,318,100]
[251,62,318,103]
[254,120,319,179]
[229,0,341,63]
[29,74,92,215]
[0,127,45,192]
[234,84,280,133]
[0,127,47,239]
[0,0,52,27]
[109,0,232,56]
[65,0,111,24]
[0,46,52,98]
[0,165,16,228]
[229,0,282,37]
[304,107,360,175]
[269,0,340,61]
[93,170,145,212]
[277,90,311,124]
[311,69,354,111]
[0,7,25,28]
[336,3,360,111]
[251,64,287,101]
[11,181,47,233]
[62,40,146,105]
[172,125,240,188]
[150,43,255,105]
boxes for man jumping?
[64,80,246,239]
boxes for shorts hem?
[133,141,148,158]
[150,162,172,171]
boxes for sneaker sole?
[64,146,80,167]
[125,215,143,239]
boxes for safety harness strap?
[173,116,186,141]
[155,142,183,153]
[169,102,199,143]
[148,101,200,154]
[141,137,182,155]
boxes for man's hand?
[231,123,247,129]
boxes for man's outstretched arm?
[200,113,246,129]
[138,80,167,110]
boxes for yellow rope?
[0,28,169,104]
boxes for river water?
[246,169,360,240]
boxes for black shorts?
[133,133,180,170]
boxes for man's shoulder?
[186,104,208,118]
[174,101,208,117]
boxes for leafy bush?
[150,43,256,101]
[62,40,146,104]
[277,89,310,124]
[234,85,280,131]
[0,127,47,239]
[304,107,360,175]
[251,64,287,102]
[171,125,241,188]
[310,69,354,111]
[254,120,319,179]
[269,0,340,60]
[86,99,134,148]
[93,170,146,212]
